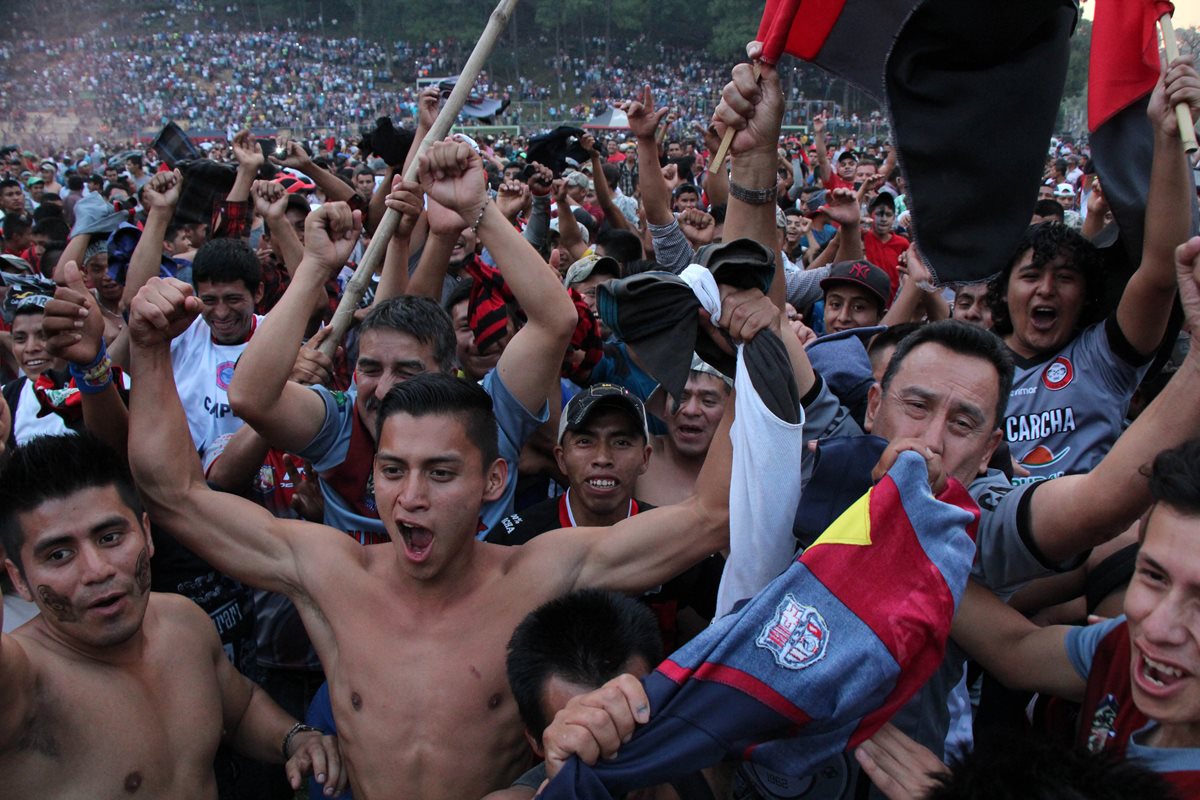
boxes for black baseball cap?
[558,384,650,444]
[868,191,895,212]
[820,260,892,310]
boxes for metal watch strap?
[728,179,776,206]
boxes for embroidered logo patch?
[1042,356,1074,391]
[215,361,236,390]
[1086,694,1119,753]
[756,594,830,670]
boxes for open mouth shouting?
[398,522,435,563]
[1029,305,1059,333]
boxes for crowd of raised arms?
[3,15,1200,800]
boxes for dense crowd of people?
[3,12,1200,800]
[0,1,873,147]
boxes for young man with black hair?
[351,166,376,203]
[637,359,733,508]
[487,384,653,543]
[0,178,25,217]
[228,141,578,541]
[170,235,264,454]
[3,213,34,259]
[1030,198,1065,224]
[862,192,908,296]
[672,183,701,213]
[484,589,672,800]
[0,434,344,799]
[125,154,150,191]
[950,283,993,330]
[939,437,1200,796]
[593,228,643,271]
[987,58,1198,484]
[126,271,739,800]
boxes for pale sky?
[1080,0,1200,30]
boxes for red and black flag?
[1088,0,1178,266]
[756,0,1077,285]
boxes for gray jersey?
[1004,317,1150,485]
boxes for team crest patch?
[215,361,236,390]
[1042,356,1073,391]
[756,594,830,670]
[1086,694,1119,753]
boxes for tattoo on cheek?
[135,548,150,593]
[37,585,79,622]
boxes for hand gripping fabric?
[540,451,979,800]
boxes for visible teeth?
[589,479,615,488]
[1145,655,1183,680]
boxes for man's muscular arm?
[201,602,347,795]
[948,581,1083,700]
[1115,56,1199,357]
[712,43,786,308]
[122,169,182,309]
[419,140,577,415]
[126,276,345,599]
[523,378,733,596]
[620,87,673,226]
[0,599,38,751]
[227,204,362,454]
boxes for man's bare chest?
[3,650,224,798]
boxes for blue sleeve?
[484,369,549,456]
[1064,616,1126,681]
[296,385,357,472]
[479,369,549,532]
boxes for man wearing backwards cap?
[563,254,621,325]
[819,259,891,335]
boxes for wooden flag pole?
[709,63,762,174]
[1159,13,1199,154]
[319,0,520,357]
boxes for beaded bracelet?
[470,196,490,235]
